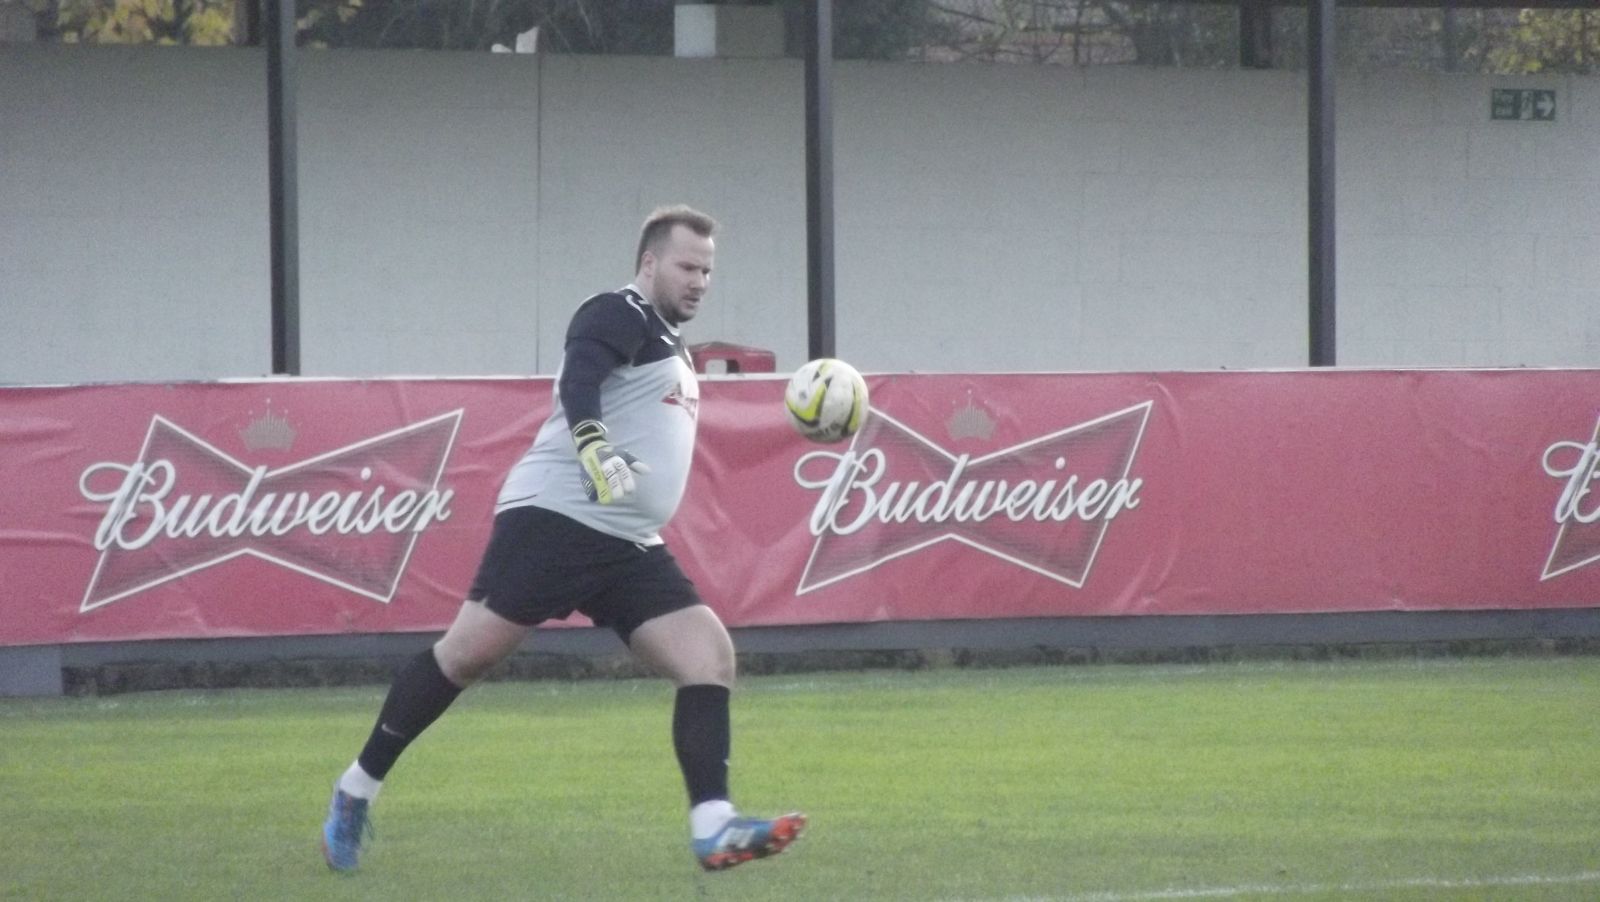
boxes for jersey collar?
[622,283,682,337]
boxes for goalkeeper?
[320,205,805,874]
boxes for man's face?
[641,225,714,326]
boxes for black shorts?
[467,505,703,643]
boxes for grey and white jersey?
[496,287,700,544]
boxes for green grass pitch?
[3,655,1598,900]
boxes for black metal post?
[804,0,836,362]
[266,0,301,375]
[1308,0,1336,366]
[1442,0,1458,72]
[1239,0,1272,69]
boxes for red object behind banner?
[2,370,1598,647]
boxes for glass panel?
[1272,5,1598,74]
[294,0,674,53]
[36,0,246,45]
[800,0,1241,66]
[15,2,1597,75]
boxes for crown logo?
[239,408,297,451]
[946,395,996,441]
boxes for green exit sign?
[1491,88,1556,122]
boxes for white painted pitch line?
[959,870,1600,902]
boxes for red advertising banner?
[2,370,1598,646]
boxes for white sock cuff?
[338,762,383,801]
[689,799,737,840]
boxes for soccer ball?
[784,358,869,444]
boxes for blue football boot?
[321,785,373,872]
[693,812,807,871]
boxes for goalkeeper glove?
[572,419,649,505]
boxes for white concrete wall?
[1337,71,1600,366]
[534,54,806,372]
[297,50,542,377]
[2,45,1597,383]
[1,46,271,382]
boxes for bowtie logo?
[1542,412,1600,580]
[77,411,463,611]
[792,401,1152,593]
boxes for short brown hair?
[635,205,718,271]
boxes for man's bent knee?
[696,654,736,689]
[432,639,494,687]
[662,645,735,688]
[433,600,531,686]
[628,604,737,688]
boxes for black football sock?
[356,649,464,780]
[673,684,732,806]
